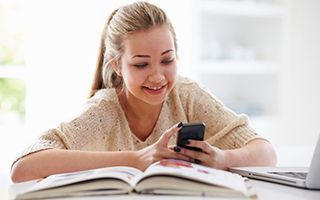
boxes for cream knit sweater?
[17,76,261,161]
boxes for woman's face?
[117,25,177,106]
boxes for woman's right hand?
[134,122,192,171]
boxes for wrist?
[223,150,233,170]
[224,148,246,169]
[130,150,144,170]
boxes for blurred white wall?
[25,0,115,136]
[278,0,320,146]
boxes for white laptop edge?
[229,166,308,188]
[230,134,320,189]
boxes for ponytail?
[88,9,122,98]
[88,27,106,98]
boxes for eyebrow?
[131,49,173,59]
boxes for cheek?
[166,64,177,80]
[124,69,147,88]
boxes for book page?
[135,159,250,195]
[24,166,143,194]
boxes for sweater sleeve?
[181,79,262,149]
[12,90,117,166]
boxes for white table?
[250,179,320,200]
[8,178,320,200]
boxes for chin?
[146,98,165,106]
[143,95,167,106]
[141,85,171,105]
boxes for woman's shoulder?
[173,75,222,105]
[81,88,119,113]
[87,88,117,104]
[69,88,120,133]
[175,75,200,90]
[174,75,209,96]
[176,75,196,84]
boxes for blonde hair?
[88,1,177,98]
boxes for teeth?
[148,86,162,90]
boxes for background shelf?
[189,0,286,118]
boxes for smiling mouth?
[143,84,167,91]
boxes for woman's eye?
[134,63,148,68]
[162,59,174,64]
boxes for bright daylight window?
[0,0,25,126]
[0,1,25,198]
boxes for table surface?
[8,178,320,200]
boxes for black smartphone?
[177,122,206,152]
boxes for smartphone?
[177,122,206,152]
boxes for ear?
[110,59,122,76]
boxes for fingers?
[178,147,206,160]
[174,140,215,165]
[172,153,194,162]
[187,140,211,154]
[162,148,194,162]
[168,145,176,151]
[158,122,182,148]
[175,141,227,169]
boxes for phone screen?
[177,122,205,152]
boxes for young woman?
[11,1,276,183]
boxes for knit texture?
[16,76,261,162]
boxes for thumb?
[158,122,182,148]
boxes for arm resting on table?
[11,149,139,183]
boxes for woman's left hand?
[174,140,228,170]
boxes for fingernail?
[194,159,201,164]
[177,122,183,128]
[174,146,181,152]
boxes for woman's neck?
[117,89,163,141]
[119,90,162,119]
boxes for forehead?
[122,25,175,56]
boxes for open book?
[10,159,257,199]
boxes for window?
[0,1,25,198]
[0,0,25,125]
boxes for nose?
[148,67,165,83]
